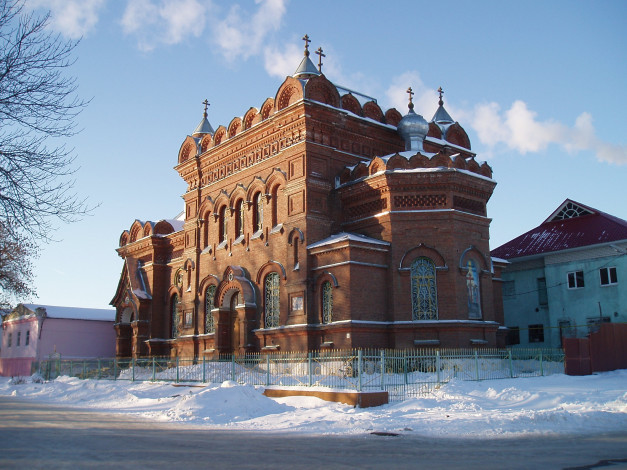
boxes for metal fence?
[34,348,564,402]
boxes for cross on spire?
[315,47,325,73]
[406,87,415,110]
[202,99,210,118]
[302,34,311,57]
[437,86,444,106]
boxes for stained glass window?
[322,281,333,323]
[205,285,216,334]
[466,259,482,319]
[411,257,438,320]
[171,294,179,338]
[264,272,279,328]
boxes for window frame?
[528,323,545,343]
[264,272,280,328]
[567,270,585,289]
[410,257,438,321]
[599,267,618,286]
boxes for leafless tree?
[0,221,35,309]
[0,0,89,246]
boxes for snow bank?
[1,371,625,436]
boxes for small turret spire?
[202,99,210,119]
[192,98,214,137]
[406,87,415,111]
[315,47,325,73]
[302,34,311,57]
[437,86,444,106]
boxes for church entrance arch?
[222,288,241,354]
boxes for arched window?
[235,200,244,238]
[411,257,438,320]
[171,294,180,338]
[322,281,333,324]
[205,285,216,334]
[264,272,280,328]
[219,206,228,244]
[253,192,263,233]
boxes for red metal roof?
[491,200,627,260]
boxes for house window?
[25,331,30,346]
[537,277,548,306]
[205,285,216,334]
[253,192,263,233]
[600,267,617,286]
[502,280,516,299]
[506,326,520,345]
[411,257,438,320]
[16,331,20,347]
[567,271,584,289]
[322,281,333,324]
[171,294,179,339]
[528,324,544,343]
[264,272,280,328]
[7,333,11,347]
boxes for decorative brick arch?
[427,121,442,139]
[198,274,220,295]
[304,75,340,107]
[154,220,177,236]
[384,108,402,127]
[143,222,153,238]
[213,126,227,146]
[459,246,490,272]
[275,77,304,111]
[119,231,130,247]
[445,123,471,150]
[340,93,362,116]
[177,136,197,164]
[245,176,266,203]
[432,152,453,168]
[385,154,410,170]
[260,98,274,120]
[363,101,383,122]
[214,266,256,308]
[479,162,493,178]
[256,260,287,283]
[399,243,447,271]
[409,153,431,169]
[200,133,213,153]
[129,220,143,243]
[243,107,259,130]
[227,117,242,138]
[352,162,368,179]
[467,158,481,174]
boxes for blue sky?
[22,0,627,309]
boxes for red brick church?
[111,37,506,358]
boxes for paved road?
[0,397,625,469]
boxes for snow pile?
[1,370,625,436]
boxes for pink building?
[0,304,116,377]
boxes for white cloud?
[213,0,288,61]
[470,101,627,165]
[121,0,208,51]
[27,0,106,38]
[384,71,438,117]
[263,43,301,79]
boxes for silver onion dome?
[397,88,428,152]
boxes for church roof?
[192,116,214,136]
[16,304,115,321]
[491,199,627,260]
[432,104,454,124]
[293,54,320,79]
[307,232,390,249]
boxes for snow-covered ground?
[1,371,626,437]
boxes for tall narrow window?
[16,331,21,346]
[254,192,263,233]
[205,285,216,334]
[264,272,280,328]
[271,186,279,227]
[219,206,228,244]
[7,333,11,347]
[567,271,584,289]
[466,259,482,319]
[537,277,548,306]
[235,200,244,238]
[171,294,179,339]
[25,331,30,346]
[322,281,333,324]
[411,257,438,320]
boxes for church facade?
[111,39,506,358]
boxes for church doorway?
[228,290,241,354]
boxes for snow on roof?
[307,232,390,250]
[21,304,115,321]
[491,200,627,260]
[162,218,184,232]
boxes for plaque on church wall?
[289,156,304,179]
[288,191,304,215]
[184,311,193,328]
[291,295,304,312]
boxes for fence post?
[231,354,235,382]
[176,356,180,383]
[202,355,206,383]
[540,350,544,376]
[308,352,312,387]
[508,349,514,378]
[266,355,270,386]
[436,350,441,385]
[404,350,408,385]
[358,350,363,392]
[380,350,385,390]
[474,349,479,381]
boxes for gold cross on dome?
[406,87,414,109]
[437,86,444,106]
[202,99,210,117]
[302,34,311,56]
[315,47,325,72]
